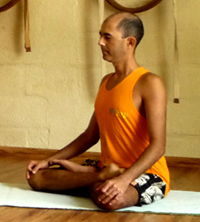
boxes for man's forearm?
[120,143,165,183]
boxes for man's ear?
[127,37,137,49]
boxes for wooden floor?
[0,147,200,222]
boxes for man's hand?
[96,175,130,206]
[26,160,49,180]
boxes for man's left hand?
[96,176,129,205]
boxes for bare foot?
[99,163,125,181]
[130,180,137,186]
[50,159,98,173]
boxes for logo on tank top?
[110,108,128,119]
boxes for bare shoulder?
[139,72,165,86]
[138,72,166,99]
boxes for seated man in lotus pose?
[27,12,170,210]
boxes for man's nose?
[98,37,105,46]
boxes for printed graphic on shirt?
[110,108,128,119]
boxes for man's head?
[99,12,144,63]
[116,13,144,47]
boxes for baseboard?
[0,146,100,160]
[0,146,200,168]
[0,146,56,158]
[165,156,200,168]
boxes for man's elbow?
[83,130,100,146]
[159,143,166,157]
[152,140,166,158]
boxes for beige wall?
[0,0,199,158]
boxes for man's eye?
[105,36,111,40]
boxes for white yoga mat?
[0,183,200,215]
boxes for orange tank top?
[95,67,170,195]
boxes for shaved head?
[104,12,144,47]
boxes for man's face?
[98,17,127,63]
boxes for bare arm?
[122,73,167,181]
[27,113,99,178]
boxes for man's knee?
[90,183,139,211]
[98,200,123,211]
[27,171,44,191]
[89,183,123,211]
[90,192,124,211]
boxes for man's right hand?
[26,160,50,180]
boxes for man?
[27,12,170,210]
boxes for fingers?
[96,178,128,206]
[99,190,118,204]
[26,170,31,180]
[26,159,68,180]
[26,160,48,179]
[26,161,37,179]
[96,180,113,193]
[97,181,120,205]
[108,195,120,206]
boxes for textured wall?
[0,0,199,158]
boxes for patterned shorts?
[134,173,166,206]
[82,159,166,206]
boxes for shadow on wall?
[80,0,100,102]
[14,1,24,53]
[152,0,174,96]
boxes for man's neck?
[113,57,140,78]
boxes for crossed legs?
[27,160,139,210]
